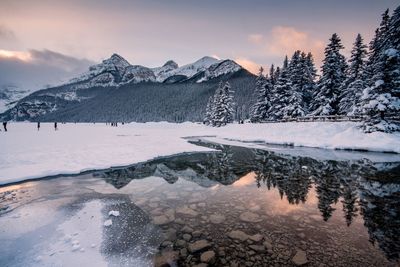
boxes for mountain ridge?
[0,54,255,122]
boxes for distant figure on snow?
[37,122,40,131]
[3,121,7,132]
[54,122,58,131]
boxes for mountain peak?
[193,56,219,65]
[163,60,178,69]
[103,53,130,68]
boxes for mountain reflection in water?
[93,141,400,261]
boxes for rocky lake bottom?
[0,141,399,267]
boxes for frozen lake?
[0,141,399,266]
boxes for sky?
[0,0,399,90]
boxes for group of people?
[108,122,124,127]
[1,121,59,132]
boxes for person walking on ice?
[37,122,40,131]
[3,121,7,132]
[54,122,58,131]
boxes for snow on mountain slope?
[67,54,155,89]
[65,55,244,87]
[152,60,179,82]
[0,85,30,113]
[121,65,156,83]
[195,60,242,83]
[153,56,222,82]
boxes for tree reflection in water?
[93,141,400,260]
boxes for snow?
[108,210,120,217]
[153,56,221,82]
[103,219,112,227]
[31,200,107,266]
[0,121,399,185]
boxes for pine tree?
[203,96,214,125]
[361,7,400,132]
[283,50,306,118]
[250,67,272,122]
[269,64,276,85]
[211,81,235,127]
[311,33,347,115]
[269,56,293,120]
[339,34,368,115]
[302,52,318,106]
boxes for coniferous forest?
[207,6,400,133]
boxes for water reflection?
[94,141,400,261]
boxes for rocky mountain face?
[0,54,255,122]
[0,85,30,113]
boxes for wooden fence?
[261,115,400,123]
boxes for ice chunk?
[108,210,120,217]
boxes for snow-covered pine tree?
[269,55,294,120]
[301,52,318,106]
[203,96,214,125]
[274,66,281,83]
[269,64,276,85]
[250,67,272,122]
[338,34,368,115]
[361,7,400,132]
[282,50,306,118]
[211,81,235,127]
[310,33,347,115]
[364,9,390,86]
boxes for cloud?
[247,26,325,66]
[0,49,94,90]
[248,34,263,45]
[235,57,262,74]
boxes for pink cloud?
[235,57,262,74]
[247,26,325,66]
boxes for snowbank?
[0,121,399,185]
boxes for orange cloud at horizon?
[235,57,262,75]
[0,49,32,62]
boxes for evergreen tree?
[283,50,307,118]
[269,56,294,120]
[339,34,368,115]
[203,96,214,125]
[269,64,276,85]
[211,81,235,127]
[274,66,281,82]
[364,9,391,86]
[250,67,272,122]
[302,52,318,105]
[311,33,347,115]
[361,7,400,132]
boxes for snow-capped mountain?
[0,53,254,122]
[68,54,156,89]
[65,54,244,89]
[0,85,30,113]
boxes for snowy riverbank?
[0,122,399,185]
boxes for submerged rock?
[209,213,225,224]
[228,230,249,241]
[188,240,212,253]
[176,206,199,217]
[200,250,216,263]
[239,212,262,223]
[292,249,308,266]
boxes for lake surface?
[0,141,399,266]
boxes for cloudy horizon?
[0,0,398,90]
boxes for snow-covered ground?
[0,121,399,185]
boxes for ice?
[108,210,120,217]
[0,122,399,185]
[104,219,112,226]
